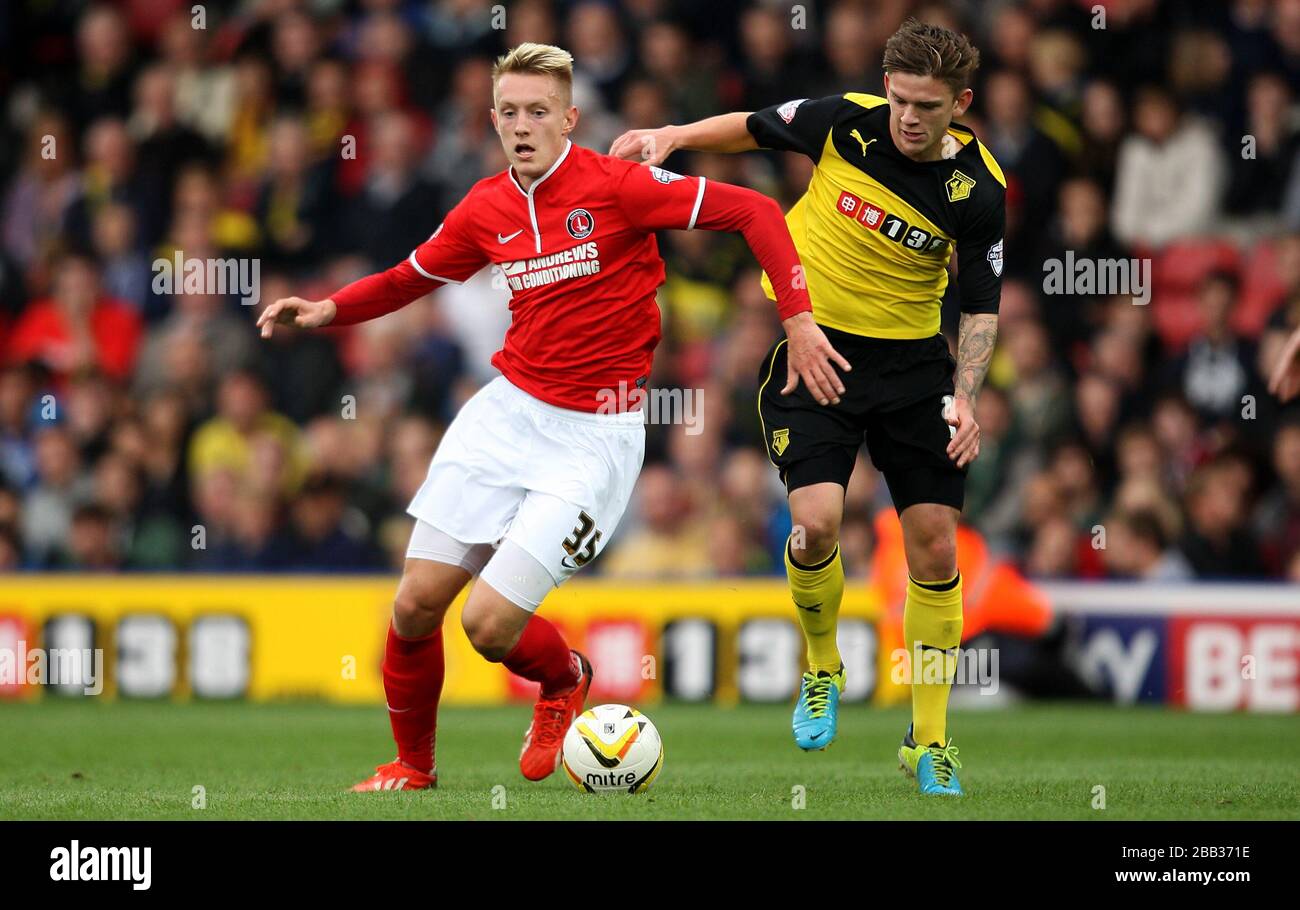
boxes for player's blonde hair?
[492,43,575,105]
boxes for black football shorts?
[757,325,965,512]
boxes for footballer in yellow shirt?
[612,18,1006,796]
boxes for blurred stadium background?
[1,0,1299,819]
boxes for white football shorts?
[405,376,645,610]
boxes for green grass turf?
[1,700,1297,820]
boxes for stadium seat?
[1150,289,1205,352]
[1152,239,1241,297]
[1234,239,1287,337]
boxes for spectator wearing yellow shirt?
[599,464,713,579]
[189,368,307,497]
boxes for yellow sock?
[904,572,964,746]
[785,539,844,673]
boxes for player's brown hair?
[882,18,981,95]
[492,42,575,105]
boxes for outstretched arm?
[258,206,487,338]
[611,96,844,167]
[609,113,757,166]
[695,181,851,405]
[256,262,444,337]
[633,173,849,404]
[614,164,849,404]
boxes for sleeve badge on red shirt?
[648,166,686,185]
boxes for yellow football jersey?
[748,93,1006,339]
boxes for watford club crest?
[772,428,790,457]
[946,170,976,202]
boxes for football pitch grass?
[2,700,1297,821]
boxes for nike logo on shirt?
[498,230,524,244]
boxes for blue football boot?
[792,666,844,751]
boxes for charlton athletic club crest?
[566,208,594,239]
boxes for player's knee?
[791,514,841,563]
[392,587,448,637]
[911,526,957,578]
[461,611,516,661]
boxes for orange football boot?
[350,759,437,792]
[519,650,593,781]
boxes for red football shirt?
[330,141,810,411]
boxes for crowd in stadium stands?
[2,0,1300,582]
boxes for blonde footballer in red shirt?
[258,44,848,791]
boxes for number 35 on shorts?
[561,511,602,569]
[941,394,956,439]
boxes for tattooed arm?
[946,312,999,468]
[955,312,999,403]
